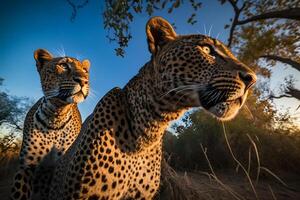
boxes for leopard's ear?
[34,49,53,71]
[146,17,177,54]
[82,59,90,71]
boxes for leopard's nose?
[238,71,257,89]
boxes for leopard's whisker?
[216,32,220,40]
[208,25,213,37]
[204,90,215,101]
[206,90,219,104]
[159,84,203,99]
[44,89,59,98]
[175,90,193,106]
[159,85,191,98]
[88,89,98,101]
[89,88,99,96]
[174,86,196,95]
[155,77,200,86]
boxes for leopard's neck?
[122,62,186,152]
[34,97,74,130]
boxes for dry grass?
[158,158,300,200]
[0,149,299,200]
[158,123,300,200]
[159,158,209,200]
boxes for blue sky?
[1,0,299,122]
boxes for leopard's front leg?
[10,165,35,200]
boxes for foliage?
[228,0,300,64]
[224,0,300,100]
[102,0,201,56]
[163,96,300,175]
[0,78,32,158]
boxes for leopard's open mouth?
[198,85,247,121]
[57,86,88,103]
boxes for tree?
[222,0,300,47]
[102,0,202,56]
[220,0,300,101]
[0,78,32,157]
[165,101,300,174]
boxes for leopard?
[48,16,256,200]
[10,49,90,200]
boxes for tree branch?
[269,94,292,99]
[260,55,300,72]
[286,87,300,101]
[270,87,300,101]
[227,0,246,47]
[227,0,239,13]
[66,0,89,21]
[226,1,300,47]
[237,8,300,25]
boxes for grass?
[158,122,300,200]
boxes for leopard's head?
[34,49,90,104]
[146,17,256,121]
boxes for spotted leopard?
[48,17,256,200]
[10,49,90,200]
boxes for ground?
[169,172,300,200]
[1,160,299,200]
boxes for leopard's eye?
[202,45,211,54]
[60,63,70,70]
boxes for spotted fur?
[10,49,90,200]
[48,17,256,200]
